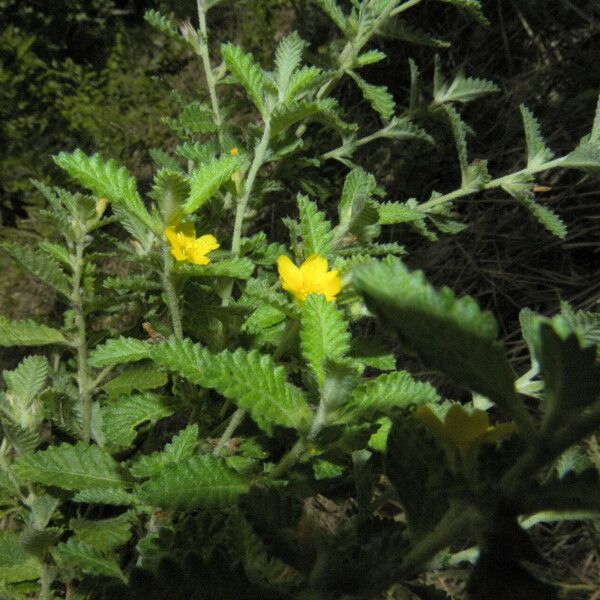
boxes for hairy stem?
[213,407,246,455]
[161,240,183,339]
[419,157,565,213]
[269,438,306,480]
[196,0,223,148]
[72,235,92,443]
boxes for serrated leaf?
[176,102,217,134]
[316,0,347,34]
[103,275,161,293]
[538,321,600,422]
[130,423,199,478]
[383,116,434,144]
[356,49,387,66]
[300,294,350,385]
[332,371,440,423]
[53,150,158,232]
[103,364,168,398]
[339,168,377,225]
[1,419,39,455]
[73,488,137,506]
[520,105,554,168]
[436,0,489,25]
[0,531,41,583]
[444,105,470,185]
[350,73,395,119]
[71,513,134,551]
[380,19,449,49]
[378,200,424,225]
[53,538,126,581]
[3,356,49,407]
[435,74,498,105]
[286,66,324,103]
[148,339,312,435]
[502,183,566,239]
[560,301,600,347]
[173,257,255,279]
[0,242,70,297]
[19,527,63,560]
[39,241,71,267]
[88,337,150,368]
[275,31,305,101]
[102,393,175,451]
[298,194,334,257]
[150,169,190,225]
[353,259,519,418]
[221,43,265,114]
[138,455,249,510]
[13,442,131,490]
[144,9,184,42]
[244,279,295,318]
[561,143,600,173]
[271,98,354,137]
[180,154,242,215]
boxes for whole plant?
[1,1,600,599]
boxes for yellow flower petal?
[414,406,448,442]
[299,255,329,280]
[277,256,303,295]
[445,405,490,456]
[318,269,342,301]
[188,234,220,265]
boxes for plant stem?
[419,157,565,213]
[72,235,92,444]
[161,240,183,339]
[39,562,56,600]
[196,0,223,148]
[269,438,306,480]
[231,120,272,256]
[390,0,423,17]
[399,504,476,577]
[213,407,245,455]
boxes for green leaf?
[0,242,70,297]
[435,74,498,105]
[130,423,199,478]
[138,455,249,510]
[88,337,150,368]
[53,150,158,233]
[172,102,217,134]
[356,50,386,66]
[271,98,354,137]
[560,301,600,347]
[332,371,440,423]
[102,393,175,451]
[300,294,350,385]
[3,356,49,407]
[150,169,190,224]
[19,527,63,560]
[71,513,134,552]
[520,105,554,168]
[73,488,137,506]
[353,259,519,418]
[53,538,126,581]
[444,105,470,185]
[144,9,184,42]
[180,154,242,215]
[275,31,305,101]
[173,257,255,279]
[349,73,395,119]
[435,0,489,25]
[380,20,449,49]
[298,194,334,257]
[0,531,41,583]
[13,442,131,490]
[385,415,453,535]
[538,321,600,421]
[148,339,312,435]
[286,66,324,103]
[502,182,566,240]
[377,200,424,225]
[339,168,377,225]
[315,0,347,34]
[1,420,39,455]
[221,43,265,114]
[103,364,168,398]
[561,142,600,173]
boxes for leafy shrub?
[1,1,600,599]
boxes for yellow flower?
[415,404,517,464]
[164,222,219,265]
[277,255,341,302]
[229,147,239,156]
